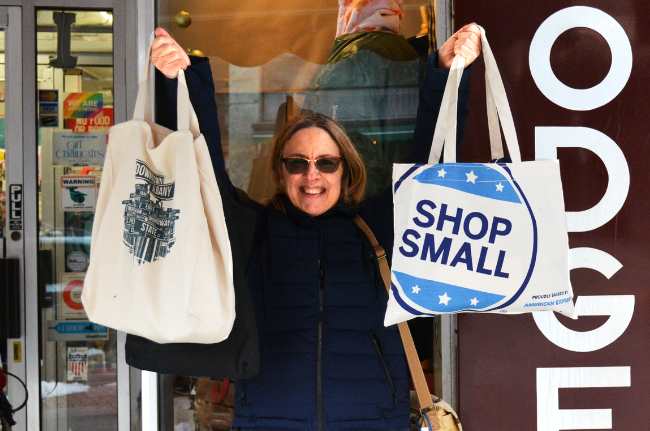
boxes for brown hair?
[268,112,366,212]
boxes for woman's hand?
[437,23,482,69]
[150,28,191,79]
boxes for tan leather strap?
[353,216,435,416]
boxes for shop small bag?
[386,26,575,326]
[82,52,236,344]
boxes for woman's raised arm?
[151,28,237,200]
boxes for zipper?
[314,220,325,431]
[317,259,324,431]
[241,379,248,405]
[370,330,397,407]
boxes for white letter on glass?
[533,248,633,352]
[537,366,630,431]
[529,6,632,111]
[535,127,630,232]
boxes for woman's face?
[280,127,343,216]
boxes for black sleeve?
[409,50,472,164]
[155,56,237,200]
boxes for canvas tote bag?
[82,54,236,344]
[386,26,575,326]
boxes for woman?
[152,24,480,431]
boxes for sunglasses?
[282,156,343,174]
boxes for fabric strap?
[428,25,521,165]
[133,42,200,136]
[352,216,442,429]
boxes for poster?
[47,320,109,342]
[60,273,87,320]
[67,347,88,382]
[66,107,113,133]
[64,211,93,266]
[62,92,103,119]
[39,90,59,127]
[52,132,106,166]
[60,175,96,212]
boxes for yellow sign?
[13,341,22,362]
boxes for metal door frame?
[3,5,26,431]
[0,0,140,430]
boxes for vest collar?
[279,194,361,226]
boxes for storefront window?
[156,2,435,429]
[36,9,117,431]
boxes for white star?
[437,168,447,178]
[439,292,452,306]
[470,297,479,306]
[496,182,504,192]
[412,285,421,294]
[465,171,477,184]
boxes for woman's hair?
[268,112,366,211]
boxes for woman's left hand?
[150,28,191,79]
[437,23,482,69]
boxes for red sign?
[65,107,113,132]
[455,1,645,430]
[62,279,84,310]
[60,273,87,319]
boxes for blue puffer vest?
[233,195,410,431]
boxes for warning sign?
[60,175,97,212]
[67,347,88,382]
[60,273,87,319]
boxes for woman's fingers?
[453,24,481,66]
[454,36,481,64]
[150,27,190,79]
[155,27,171,39]
[157,57,189,79]
[437,23,482,69]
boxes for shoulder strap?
[352,215,436,417]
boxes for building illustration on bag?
[122,159,180,264]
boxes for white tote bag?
[82,57,236,344]
[386,26,575,326]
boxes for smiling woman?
[269,112,366,215]
[147,17,481,430]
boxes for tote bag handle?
[133,43,201,136]
[428,26,521,165]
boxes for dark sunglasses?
[282,156,343,174]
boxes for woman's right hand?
[150,28,191,79]
[437,23,482,69]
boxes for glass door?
[36,9,118,431]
